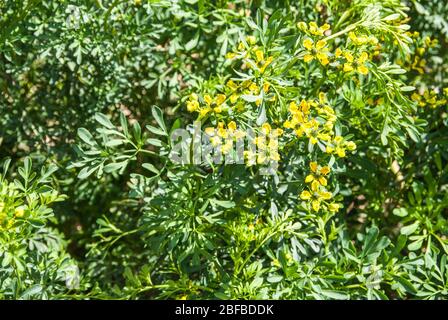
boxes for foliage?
[0,0,447,300]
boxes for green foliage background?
[0,0,447,299]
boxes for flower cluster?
[245,123,283,165]
[186,78,274,118]
[411,89,447,109]
[398,33,438,74]
[225,35,274,74]
[283,92,356,157]
[303,38,330,65]
[300,161,340,212]
[203,121,283,166]
[297,21,330,36]
[0,200,25,230]
[299,24,373,75]
[186,92,228,118]
[205,121,246,154]
[298,22,331,66]
[347,32,379,47]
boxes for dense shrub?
[0,0,447,299]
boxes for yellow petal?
[305,174,315,183]
[336,148,346,157]
[358,51,369,63]
[316,40,327,50]
[257,154,267,164]
[289,101,298,113]
[321,23,330,31]
[303,54,314,63]
[348,31,357,42]
[335,48,342,58]
[311,180,320,192]
[312,200,321,212]
[261,123,271,135]
[216,94,226,105]
[318,176,327,186]
[300,190,311,200]
[319,92,326,104]
[255,50,264,63]
[317,53,329,65]
[226,52,237,60]
[263,83,270,92]
[328,203,340,212]
[204,95,212,105]
[319,191,332,200]
[227,80,238,90]
[270,152,280,161]
[320,166,331,175]
[228,121,237,131]
[357,65,369,75]
[303,38,314,51]
[343,63,354,73]
[343,52,354,63]
[310,161,318,173]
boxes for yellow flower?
[348,32,371,46]
[226,52,237,60]
[227,80,239,91]
[272,128,283,137]
[255,50,264,63]
[187,100,199,112]
[246,35,257,45]
[249,82,259,93]
[326,136,355,157]
[14,207,25,218]
[289,101,298,113]
[303,39,329,65]
[221,141,233,154]
[343,51,369,75]
[328,203,340,212]
[308,22,330,36]
[335,48,342,58]
[228,121,237,132]
[263,82,270,93]
[345,141,357,151]
[300,189,333,212]
[216,94,226,105]
[270,151,280,161]
[261,123,271,135]
[300,190,312,200]
[297,21,308,31]
[305,162,331,191]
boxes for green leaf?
[400,222,419,236]
[393,207,408,217]
[78,128,96,146]
[152,106,166,133]
[142,163,159,174]
[320,290,350,300]
[95,113,115,129]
